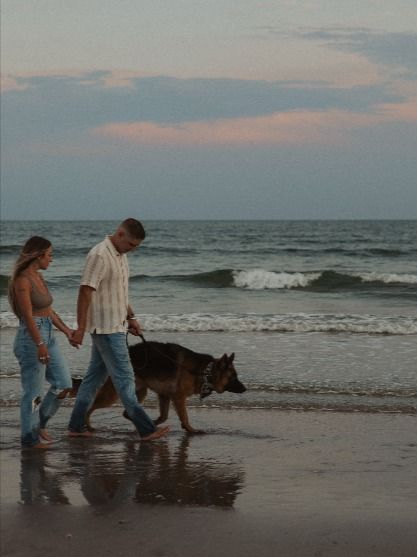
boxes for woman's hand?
[38,344,50,365]
[64,327,74,340]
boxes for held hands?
[69,328,84,349]
[63,327,80,349]
[65,318,142,345]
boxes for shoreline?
[1,407,417,556]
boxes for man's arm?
[71,285,94,346]
[126,304,143,336]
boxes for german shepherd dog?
[71,339,246,434]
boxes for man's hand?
[127,318,142,336]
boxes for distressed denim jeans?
[68,333,156,437]
[14,317,72,447]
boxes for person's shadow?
[19,436,244,509]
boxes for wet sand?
[1,406,416,557]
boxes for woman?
[9,236,73,449]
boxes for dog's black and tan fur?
[71,340,246,433]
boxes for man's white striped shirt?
[81,236,130,334]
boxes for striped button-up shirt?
[81,236,130,333]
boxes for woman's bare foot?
[40,429,54,442]
[140,426,170,442]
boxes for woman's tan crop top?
[29,277,53,310]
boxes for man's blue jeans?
[68,333,156,437]
[14,317,72,447]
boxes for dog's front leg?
[154,395,170,425]
[172,396,204,434]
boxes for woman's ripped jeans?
[14,317,72,447]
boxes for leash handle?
[126,331,147,349]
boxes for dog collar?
[200,361,214,399]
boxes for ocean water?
[1,220,416,415]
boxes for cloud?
[89,98,417,147]
[0,76,29,92]
[2,71,404,150]
[93,113,325,146]
[295,27,417,79]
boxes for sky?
[1,0,417,220]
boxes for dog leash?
[125,332,150,370]
[126,331,178,366]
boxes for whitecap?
[232,269,320,290]
[354,272,417,284]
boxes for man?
[68,218,169,441]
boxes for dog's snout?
[226,378,246,393]
[236,382,246,393]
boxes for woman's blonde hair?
[8,236,51,316]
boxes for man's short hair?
[121,218,146,240]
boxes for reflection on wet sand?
[20,451,70,505]
[20,436,244,508]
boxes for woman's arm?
[51,310,72,338]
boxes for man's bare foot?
[27,441,53,450]
[140,426,170,442]
[40,429,54,442]
[67,430,94,437]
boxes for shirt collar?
[104,235,122,257]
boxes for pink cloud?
[92,103,417,148]
[1,75,28,92]
[376,98,417,122]
[93,112,340,147]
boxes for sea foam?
[232,270,320,290]
[1,310,416,335]
[232,269,417,290]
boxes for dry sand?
[1,406,416,557]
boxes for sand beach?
[1,405,416,557]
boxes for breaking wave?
[131,269,417,292]
[3,269,415,293]
[233,269,417,290]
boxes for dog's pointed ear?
[220,353,228,367]
[229,353,235,363]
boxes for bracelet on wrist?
[37,340,45,346]
[127,316,136,321]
